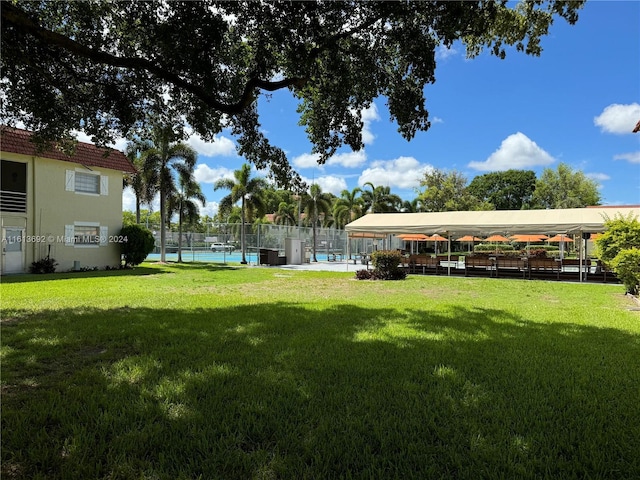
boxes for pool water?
[146,250,338,264]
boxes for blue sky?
[122,1,640,216]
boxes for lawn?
[2,263,639,479]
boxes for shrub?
[370,250,407,280]
[474,243,515,253]
[119,225,155,266]
[610,248,640,295]
[596,213,640,263]
[29,257,58,274]
[595,214,640,294]
[355,269,373,280]
[528,249,548,258]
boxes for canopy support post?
[579,231,584,283]
[447,232,451,276]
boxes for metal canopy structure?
[345,207,640,237]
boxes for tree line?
[124,123,601,261]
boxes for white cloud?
[586,172,610,182]
[122,186,137,212]
[613,151,640,164]
[72,129,128,152]
[468,132,555,171]
[361,103,380,145]
[187,133,236,157]
[293,153,322,169]
[594,103,640,134]
[293,150,367,169]
[436,45,459,60]
[194,163,235,184]
[122,188,161,214]
[358,156,432,189]
[431,116,444,124]
[301,175,348,196]
[193,199,219,218]
[327,150,367,168]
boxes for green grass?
[2,263,639,479]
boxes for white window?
[65,223,108,247]
[65,170,108,196]
[75,172,100,194]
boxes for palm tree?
[362,182,402,213]
[333,187,363,228]
[274,200,299,235]
[300,183,332,262]
[139,126,198,262]
[124,139,157,224]
[401,198,422,213]
[214,164,267,264]
[168,172,206,262]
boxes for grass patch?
[2,262,640,479]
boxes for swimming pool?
[146,250,340,264]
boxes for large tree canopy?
[467,169,537,210]
[1,0,584,188]
[532,162,601,209]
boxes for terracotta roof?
[0,127,136,173]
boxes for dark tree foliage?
[467,169,537,210]
[2,1,584,188]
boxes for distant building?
[1,127,136,274]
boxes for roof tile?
[0,127,136,173]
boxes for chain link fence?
[141,223,399,261]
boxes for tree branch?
[2,3,306,115]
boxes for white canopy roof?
[345,207,640,236]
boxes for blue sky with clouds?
[123,1,640,216]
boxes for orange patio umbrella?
[484,234,511,243]
[429,234,448,242]
[457,235,482,253]
[510,234,547,254]
[396,233,430,241]
[456,235,483,242]
[547,234,574,242]
[428,233,448,255]
[589,233,604,241]
[396,233,430,254]
[510,234,547,242]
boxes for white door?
[2,228,25,274]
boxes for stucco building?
[1,127,136,274]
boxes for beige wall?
[1,152,125,273]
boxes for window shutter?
[99,226,108,246]
[64,225,75,246]
[100,175,108,196]
[65,170,75,191]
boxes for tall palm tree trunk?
[177,199,183,263]
[240,197,247,264]
[160,187,167,262]
[135,197,141,225]
[312,218,318,262]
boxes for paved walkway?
[260,260,365,273]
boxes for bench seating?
[409,255,440,274]
[496,257,527,279]
[464,257,496,277]
[528,258,561,280]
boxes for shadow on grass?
[157,261,244,272]
[0,266,171,284]
[2,303,639,479]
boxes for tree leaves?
[2,1,585,183]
